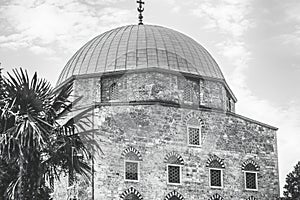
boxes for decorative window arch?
[164,190,184,200]
[242,159,260,171]
[246,196,257,200]
[208,193,224,200]
[165,152,184,185]
[122,146,143,161]
[242,159,260,191]
[183,112,203,126]
[206,155,225,168]
[164,152,184,165]
[122,147,142,182]
[206,155,225,188]
[184,113,203,147]
[120,187,143,200]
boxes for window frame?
[124,160,140,182]
[209,168,224,189]
[167,164,182,185]
[244,171,258,191]
[187,125,202,147]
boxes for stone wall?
[88,104,279,200]
[99,71,233,111]
[53,76,278,200]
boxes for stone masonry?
[52,70,279,200]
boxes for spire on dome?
[137,0,145,25]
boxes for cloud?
[191,0,253,37]
[29,45,54,55]
[275,26,300,49]
[165,0,181,13]
[0,0,134,54]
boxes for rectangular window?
[167,164,181,184]
[125,161,139,181]
[109,83,119,101]
[188,126,201,146]
[244,172,258,190]
[183,84,193,102]
[209,169,223,188]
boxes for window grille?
[168,165,181,184]
[188,127,201,146]
[125,161,139,181]
[245,172,257,190]
[210,169,222,187]
[183,83,193,102]
[109,82,119,100]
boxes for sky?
[1,0,300,195]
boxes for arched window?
[208,193,224,200]
[164,191,184,200]
[120,187,143,200]
[186,116,202,146]
[165,152,184,185]
[242,159,260,191]
[122,147,142,182]
[206,155,225,188]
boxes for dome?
[57,24,225,85]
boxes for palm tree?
[0,68,94,199]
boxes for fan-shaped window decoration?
[206,155,225,188]
[246,196,257,200]
[164,191,184,200]
[122,147,143,161]
[165,152,184,185]
[109,82,119,101]
[242,159,259,191]
[206,155,225,168]
[122,147,142,182]
[242,160,260,171]
[186,116,202,147]
[208,193,224,200]
[120,187,143,200]
[164,152,184,165]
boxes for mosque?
[54,1,280,199]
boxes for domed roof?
[57,24,224,85]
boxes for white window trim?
[124,160,140,182]
[209,168,224,189]
[187,125,202,147]
[244,171,258,191]
[167,164,182,185]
